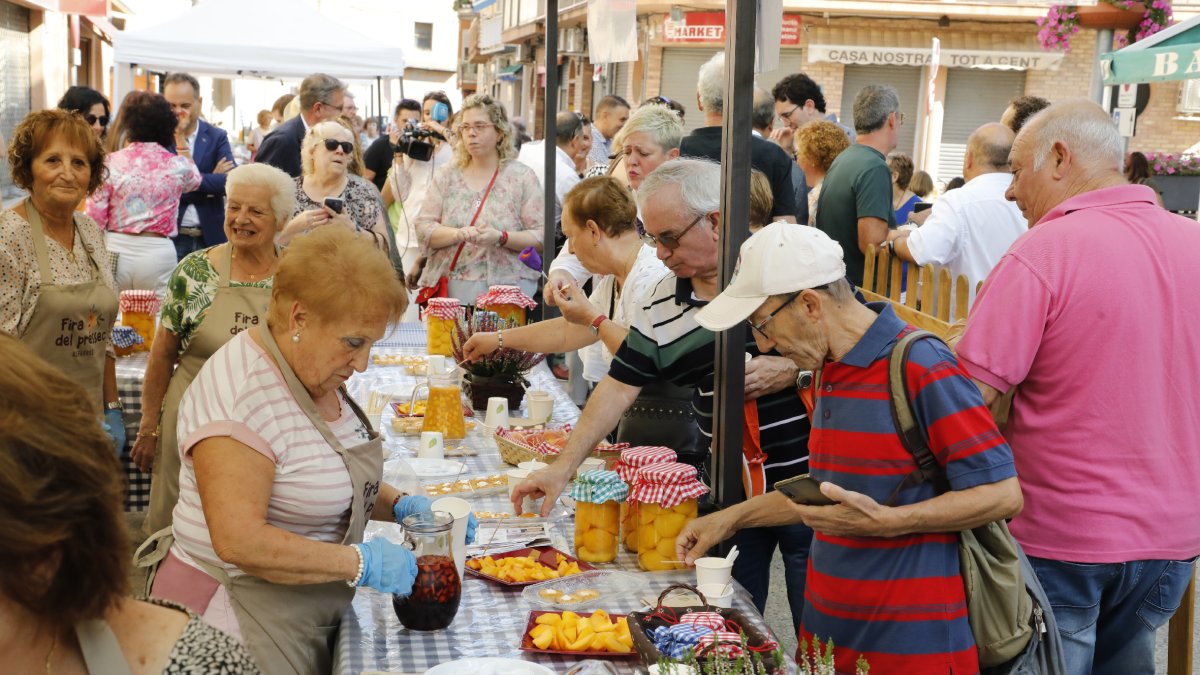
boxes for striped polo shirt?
[609,274,810,486]
[800,304,1015,674]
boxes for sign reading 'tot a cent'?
[662,12,803,46]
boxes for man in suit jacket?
[255,73,347,178]
[164,72,237,260]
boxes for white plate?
[406,458,467,478]
[424,657,555,675]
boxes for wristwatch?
[795,370,814,390]
[589,315,607,336]
[885,239,896,255]
[105,401,123,412]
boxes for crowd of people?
[1,53,1198,675]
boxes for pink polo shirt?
[958,184,1200,563]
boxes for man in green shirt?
[814,84,900,286]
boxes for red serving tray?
[518,609,639,658]
[464,546,596,587]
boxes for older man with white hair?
[958,99,1200,675]
[677,221,1021,673]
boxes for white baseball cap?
[695,221,846,331]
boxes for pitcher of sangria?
[410,366,467,440]
[391,511,461,631]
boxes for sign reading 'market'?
[662,12,803,46]
[808,45,1065,71]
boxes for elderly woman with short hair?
[133,162,296,536]
[793,120,851,226]
[415,93,544,302]
[143,228,470,672]
[277,120,389,252]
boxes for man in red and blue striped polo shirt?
[683,222,1021,674]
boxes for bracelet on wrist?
[346,544,365,587]
[498,231,509,247]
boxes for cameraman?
[363,99,420,190]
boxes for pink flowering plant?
[1038,0,1173,52]
[1145,152,1200,176]
[1037,6,1080,51]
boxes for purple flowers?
[1146,152,1200,176]
[1037,0,1173,52]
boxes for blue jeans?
[173,234,204,261]
[1029,555,1197,675]
[732,523,813,636]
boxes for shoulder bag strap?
[884,329,948,506]
[448,165,502,274]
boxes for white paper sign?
[1117,83,1137,108]
[1113,107,1137,137]
[587,0,638,64]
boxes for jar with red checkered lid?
[119,290,160,352]
[424,297,461,356]
[614,446,678,552]
[474,285,536,326]
[629,462,709,571]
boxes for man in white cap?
[677,221,1022,673]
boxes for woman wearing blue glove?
[137,229,446,674]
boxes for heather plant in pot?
[451,310,545,411]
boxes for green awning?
[1102,15,1200,85]
[499,64,524,75]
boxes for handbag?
[415,166,500,308]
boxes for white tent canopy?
[113,0,406,79]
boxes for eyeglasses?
[85,114,110,127]
[321,101,346,113]
[641,212,707,251]
[747,291,801,340]
[457,122,495,136]
[780,104,800,120]
[322,138,354,153]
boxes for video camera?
[392,121,445,162]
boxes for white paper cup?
[506,468,531,498]
[696,583,734,609]
[426,355,446,375]
[695,557,734,587]
[577,457,606,477]
[518,460,549,473]
[418,431,444,460]
[484,396,510,428]
[431,497,471,579]
[525,391,553,423]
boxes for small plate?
[406,458,467,478]
[424,657,554,675]
[465,546,595,587]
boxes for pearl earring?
[292,332,301,343]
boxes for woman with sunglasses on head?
[414,94,544,303]
[57,85,111,139]
[278,121,389,252]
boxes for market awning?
[499,64,524,74]
[1101,14,1200,85]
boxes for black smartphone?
[774,474,837,506]
[913,201,933,213]
[323,197,345,214]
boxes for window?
[415,22,433,50]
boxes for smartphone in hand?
[323,197,345,214]
[774,474,837,506]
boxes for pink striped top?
[169,330,369,576]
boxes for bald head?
[965,122,1014,179]
[1020,99,1123,175]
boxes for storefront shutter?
[840,65,922,158]
[657,47,806,134]
[936,68,1026,185]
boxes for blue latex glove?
[393,494,433,524]
[103,409,126,456]
[465,512,478,544]
[355,539,418,595]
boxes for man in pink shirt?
[958,99,1200,675]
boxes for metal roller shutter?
[840,65,921,157]
[613,62,633,104]
[657,48,806,133]
[0,0,31,200]
[936,69,1026,184]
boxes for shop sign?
[808,45,1065,71]
[663,12,802,46]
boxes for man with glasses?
[815,84,900,286]
[770,72,855,153]
[512,158,815,633]
[679,221,1021,673]
[256,73,347,178]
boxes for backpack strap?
[884,329,950,506]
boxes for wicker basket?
[494,427,624,467]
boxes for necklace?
[44,632,56,675]
[231,246,276,281]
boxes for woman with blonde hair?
[415,93,544,303]
[249,109,272,160]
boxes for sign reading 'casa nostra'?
[808,45,1064,71]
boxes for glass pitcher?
[411,367,467,440]
[391,511,461,631]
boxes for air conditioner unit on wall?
[1178,79,1200,114]
[559,27,585,55]
[514,43,531,63]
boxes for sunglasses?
[322,138,354,153]
[641,212,707,251]
[85,114,110,127]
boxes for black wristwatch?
[795,370,814,390]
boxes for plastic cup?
[695,557,734,587]
[525,390,553,423]
[506,468,531,497]
[696,583,734,609]
[484,396,510,428]
[418,431,444,460]
[431,497,471,579]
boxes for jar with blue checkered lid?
[570,469,628,563]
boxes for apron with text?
[145,244,273,534]
[19,206,117,414]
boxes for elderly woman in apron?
[0,109,123,450]
[138,228,473,674]
[132,163,295,536]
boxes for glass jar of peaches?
[614,446,678,553]
[119,290,160,353]
[570,469,628,563]
[629,462,709,572]
[411,367,467,440]
[474,285,535,327]
[425,298,461,357]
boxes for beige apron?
[19,205,117,414]
[75,619,134,675]
[145,244,273,535]
[140,324,382,675]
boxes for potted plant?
[1037,0,1172,51]
[451,310,545,411]
[1145,151,1200,211]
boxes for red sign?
[58,0,108,17]
[662,12,802,46]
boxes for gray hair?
[853,85,900,135]
[697,52,725,116]
[299,73,345,111]
[163,72,200,98]
[637,158,721,218]
[751,87,775,132]
[770,277,854,305]
[554,111,589,145]
[1028,106,1123,173]
[225,163,296,225]
[614,104,684,153]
